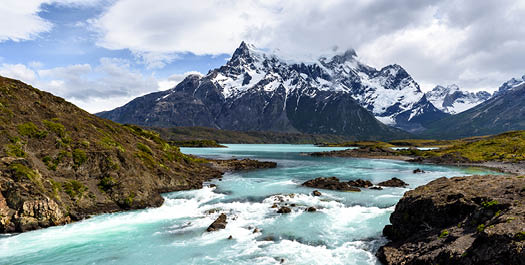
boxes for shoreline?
[307,148,525,175]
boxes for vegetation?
[43,119,66,137]
[17,122,48,139]
[318,141,394,148]
[62,180,87,199]
[419,131,525,162]
[439,229,449,238]
[98,176,117,192]
[152,126,355,144]
[136,142,153,155]
[72,149,87,167]
[170,139,226,148]
[9,163,39,182]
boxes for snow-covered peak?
[200,41,444,131]
[426,84,491,114]
[495,74,525,96]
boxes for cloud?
[0,0,102,42]
[91,0,525,91]
[37,58,159,107]
[0,63,38,83]
[157,71,203,90]
[0,58,169,113]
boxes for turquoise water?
[0,144,495,265]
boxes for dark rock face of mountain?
[422,82,525,139]
[99,42,449,138]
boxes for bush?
[43,119,66,137]
[136,142,153,155]
[439,229,449,238]
[17,122,47,139]
[98,176,117,192]
[62,180,87,199]
[72,149,87,167]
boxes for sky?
[0,0,524,113]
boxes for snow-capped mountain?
[98,42,445,137]
[426,85,491,114]
[493,75,525,97]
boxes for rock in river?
[302,177,361,192]
[207,213,228,232]
[377,177,408,187]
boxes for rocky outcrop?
[207,159,277,173]
[302,177,361,192]
[309,147,411,160]
[377,177,408,187]
[207,213,228,232]
[302,177,387,192]
[377,175,525,265]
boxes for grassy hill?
[0,76,221,233]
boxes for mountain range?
[97,42,525,140]
[425,84,491,114]
[422,80,525,139]
[98,42,447,138]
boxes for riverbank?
[377,174,525,265]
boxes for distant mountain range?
[425,84,491,114]
[422,79,525,139]
[97,42,524,140]
[98,42,447,138]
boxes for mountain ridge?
[98,42,447,137]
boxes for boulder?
[413,168,425,174]
[312,190,322,196]
[277,206,291,214]
[306,207,317,212]
[377,177,408,187]
[206,213,228,232]
[302,177,361,192]
[377,175,525,265]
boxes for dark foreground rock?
[207,213,228,232]
[302,177,361,192]
[377,175,525,265]
[277,206,291,213]
[377,177,408,187]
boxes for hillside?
[0,76,224,233]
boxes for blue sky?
[0,0,524,113]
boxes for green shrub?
[98,176,117,192]
[72,149,87,167]
[43,119,66,137]
[136,142,152,155]
[515,231,525,241]
[62,180,87,199]
[9,163,38,182]
[477,224,485,232]
[5,143,25,157]
[481,200,499,208]
[439,229,449,238]
[17,122,47,139]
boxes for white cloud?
[0,0,102,42]
[91,0,525,92]
[0,63,37,83]
[157,71,203,91]
[0,58,174,113]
